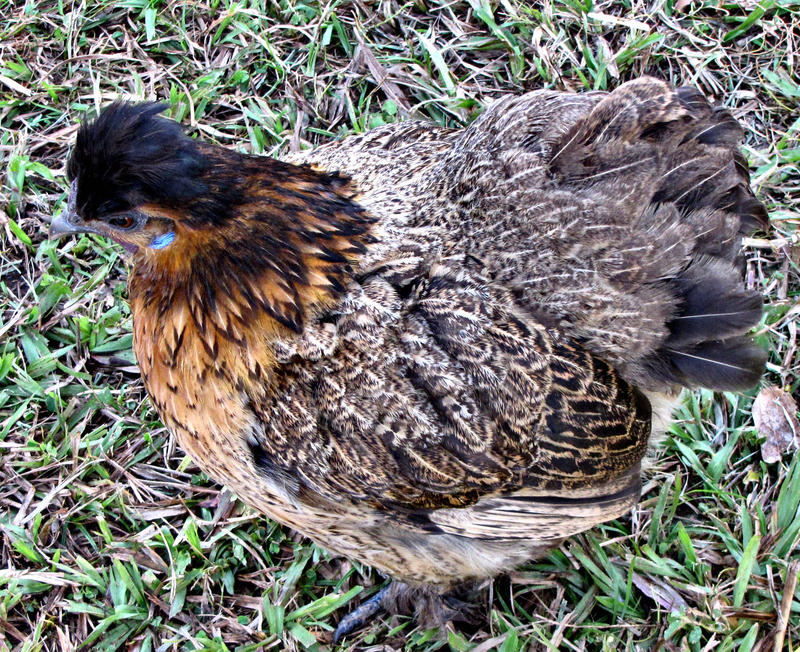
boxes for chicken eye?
[108,215,136,229]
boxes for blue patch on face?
[149,231,176,250]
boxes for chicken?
[51,77,767,634]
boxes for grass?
[1,0,799,650]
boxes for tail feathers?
[645,337,766,391]
[546,77,767,391]
[666,257,764,346]
[644,255,766,391]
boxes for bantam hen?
[51,77,767,636]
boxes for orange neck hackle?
[127,154,376,445]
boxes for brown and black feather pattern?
[63,78,767,593]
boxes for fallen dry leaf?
[752,386,800,463]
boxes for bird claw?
[332,585,390,643]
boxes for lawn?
[1,1,799,650]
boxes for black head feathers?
[67,102,208,220]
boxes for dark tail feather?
[645,338,766,391]
[646,257,766,391]
[666,258,763,346]
[652,91,767,390]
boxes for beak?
[49,212,85,238]
[49,180,90,239]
